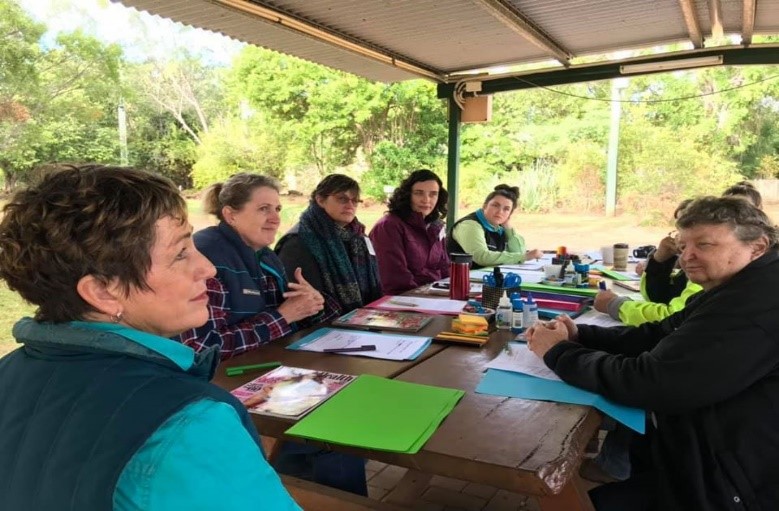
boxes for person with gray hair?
[526,196,779,510]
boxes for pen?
[225,361,282,376]
[388,300,418,307]
[323,345,377,353]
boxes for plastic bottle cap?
[498,291,511,307]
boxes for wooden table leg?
[537,476,595,511]
[261,435,282,462]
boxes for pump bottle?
[496,291,512,330]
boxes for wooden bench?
[281,475,408,511]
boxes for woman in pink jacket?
[369,169,450,294]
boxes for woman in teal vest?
[448,184,543,269]
[0,164,299,511]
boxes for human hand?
[593,290,618,313]
[553,313,579,341]
[635,261,645,276]
[654,236,678,262]
[526,321,570,358]
[278,268,325,322]
[526,248,544,261]
[285,267,324,299]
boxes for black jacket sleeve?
[275,234,326,295]
[643,254,687,304]
[544,300,779,414]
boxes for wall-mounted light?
[620,55,724,75]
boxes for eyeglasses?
[331,194,363,206]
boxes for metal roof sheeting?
[116,0,779,82]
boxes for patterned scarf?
[297,203,383,312]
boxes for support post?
[605,78,627,216]
[446,97,462,229]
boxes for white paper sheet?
[485,342,561,381]
[371,295,468,315]
[574,309,624,328]
[500,261,545,271]
[471,268,545,284]
[289,328,431,361]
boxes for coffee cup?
[613,243,629,271]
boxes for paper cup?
[544,264,563,279]
[601,246,614,265]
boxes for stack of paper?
[366,295,467,315]
[476,342,645,433]
[286,374,464,453]
[574,309,623,328]
[286,328,431,361]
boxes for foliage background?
[4,0,779,352]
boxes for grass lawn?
[0,283,36,357]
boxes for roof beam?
[471,0,572,66]
[742,0,757,46]
[709,0,724,38]
[677,0,704,48]
[437,46,779,98]
[212,0,445,81]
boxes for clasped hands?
[526,314,579,358]
[278,267,326,323]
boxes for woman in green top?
[448,184,542,269]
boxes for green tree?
[0,20,123,188]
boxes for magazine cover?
[231,366,356,419]
[332,308,434,332]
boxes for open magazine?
[231,366,356,419]
[332,308,434,332]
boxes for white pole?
[605,78,628,216]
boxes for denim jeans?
[272,442,368,496]
[594,421,632,480]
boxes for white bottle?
[522,293,539,328]
[496,291,512,330]
[511,298,524,333]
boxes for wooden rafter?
[742,0,757,46]
[678,0,704,47]
[472,0,572,66]
[710,0,724,38]
[214,0,445,81]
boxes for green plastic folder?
[285,374,464,454]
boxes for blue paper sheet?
[476,368,646,433]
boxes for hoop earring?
[111,311,124,323]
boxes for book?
[230,366,356,419]
[332,308,434,333]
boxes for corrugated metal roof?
[116,0,779,83]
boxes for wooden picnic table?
[212,299,599,511]
[211,315,450,438]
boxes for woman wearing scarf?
[276,174,382,313]
[369,169,450,294]
[448,184,543,269]
[180,172,366,497]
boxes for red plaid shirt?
[178,275,339,360]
